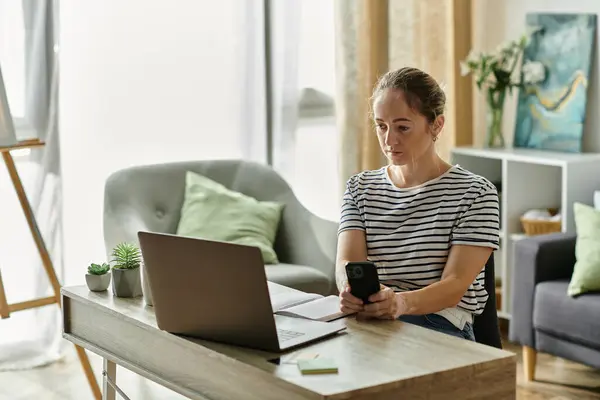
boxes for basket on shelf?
[520,208,561,236]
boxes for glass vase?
[485,87,507,148]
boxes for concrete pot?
[112,267,142,298]
[85,272,111,292]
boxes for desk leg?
[102,358,116,400]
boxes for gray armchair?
[103,160,339,296]
[509,232,600,381]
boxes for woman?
[337,67,500,341]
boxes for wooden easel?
[0,139,101,400]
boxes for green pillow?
[176,171,284,264]
[568,202,600,296]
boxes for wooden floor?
[0,334,599,399]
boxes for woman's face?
[373,89,442,166]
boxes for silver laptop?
[138,231,346,352]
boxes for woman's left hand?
[359,285,406,320]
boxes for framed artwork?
[513,13,597,153]
[0,65,17,147]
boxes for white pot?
[85,272,111,292]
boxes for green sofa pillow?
[568,202,600,296]
[176,171,284,264]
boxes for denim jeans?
[398,314,476,341]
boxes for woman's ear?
[433,115,445,135]
[429,115,445,142]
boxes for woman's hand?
[360,285,406,320]
[339,285,364,315]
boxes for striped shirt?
[338,164,500,330]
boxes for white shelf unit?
[451,146,600,320]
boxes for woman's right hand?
[339,285,364,315]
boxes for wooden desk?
[61,285,516,400]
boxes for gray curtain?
[0,0,63,371]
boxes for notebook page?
[275,295,348,322]
[267,281,323,312]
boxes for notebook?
[268,282,349,322]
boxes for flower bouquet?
[460,34,546,148]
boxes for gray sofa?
[103,160,339,296]
[509,232,600,381]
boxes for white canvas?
[0,65,17,147]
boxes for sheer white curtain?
[1,0,270,372]
[0,0,63,371]
[269,0,302,186]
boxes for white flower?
[466,49,478,62]
[522,60,546,84]
[460,61,470,76]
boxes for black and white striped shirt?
[338,165,500,329]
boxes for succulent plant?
[111,242,142,270]
[87,262,110,275]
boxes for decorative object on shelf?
[520,208,562,236]
[110,242,143,298]
[461,34,544,148]
[85,262,111,292]
[514,13,597,153]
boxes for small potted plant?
[85,262,111,292]
[111,242,143,298]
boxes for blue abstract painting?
[513,13,596,153]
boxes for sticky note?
[297,358,338,375]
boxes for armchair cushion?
[569,202,600,296]
[534,280,600,351]
[176,171,284,264]
[265,263,330,295]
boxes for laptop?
[137,231,346,352]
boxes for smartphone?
[345,261,380,304]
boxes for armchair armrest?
[509,232,577,347]
[274,202,339,295]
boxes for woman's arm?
[394,244,493,315]
[335,229,368,293]
[336,175,368,293]
[364,244,494,318]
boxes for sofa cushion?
[176,171,284,264]
[569,202,600,296]
[265,263,330,295]
[534,280,600,350]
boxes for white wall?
[59,0,264,285]
[472,0,600,152]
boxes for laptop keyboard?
[277,328,305,342]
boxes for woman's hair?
[371,67,446,124]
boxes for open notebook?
[267,282,348,322]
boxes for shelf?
[497,311,511,320]
[453,145,600,167]
[510,233,528,242]
[451,145,600,322]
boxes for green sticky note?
[297,358,338,375]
